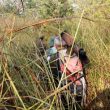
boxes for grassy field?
[0,6,110,110]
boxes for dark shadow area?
[86,88,110,110]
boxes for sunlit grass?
[0,3,110,110]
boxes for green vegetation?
[0,0,110,109]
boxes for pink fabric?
[64,56,82,72]
[60,56,82,85]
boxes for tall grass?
[0,4,110,110]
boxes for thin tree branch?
[6,16,95,34]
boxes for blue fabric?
[46,47,57,56]
[49,36,54,47]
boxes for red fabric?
[60,64,75,81]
